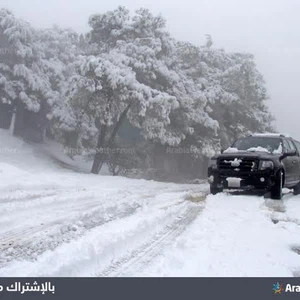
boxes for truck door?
[282,139,296,185]
[288,140,300,182]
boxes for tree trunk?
[107,102,132,148]
[9,109,16,136]
[15,101,26,137]
[93,103,132,174]
[91,122,107,174]
[9,100,25,136]
[37,99,50,143]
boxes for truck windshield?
[231,137,282,153]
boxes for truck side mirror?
[281,149,297,159]
[287,149,297,156]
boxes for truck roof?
[250,133,290,138]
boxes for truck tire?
[271,170,283,200]
[293,181,300,195]
[210,185,223,195]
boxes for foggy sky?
[1,0,300,139]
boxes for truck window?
[292,140,300,154]
[282,139,291,152]
[287,140,297,151]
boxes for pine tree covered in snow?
[63,50,177,173]
[175,39,274,151]
[0,9,78,141]
[0,9,47,136]
[36,26,79,141]
[67,7,184,173]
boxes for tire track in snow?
[0,200,193,267]
[97,203,204,277]
[0,202,141,266]
[263,192,300,277]
[0,191,58,204]
[0,186,148,266]
[291,247,300,277]
[0,188,174,249]
[0,198,102,242]
[0,188,137,240]
[0,189,193,266]
[0,178,207,273]
[264,192,300,225]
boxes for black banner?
[0,278,299,300]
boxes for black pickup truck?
[207,134,300,199]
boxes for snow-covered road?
[0,174,207,276]
[1,183,300,277]
[1,129,300,277]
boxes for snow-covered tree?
[0,6,274,180]
[62,7,180,173]
[202,48,274,146]
[0,9,66,140]
[175,39,274,151]
[34,26,79,140]
[61,50,177,174]
[0,9,42,135]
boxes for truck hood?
[213,151,281,160]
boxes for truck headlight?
[208,158,217,169]
[259,160,274,170]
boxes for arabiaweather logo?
[273,282,300,294]
[273,282,284,294]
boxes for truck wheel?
[210,185,223,195]
[293,181,300,195]
[271,170,283,200]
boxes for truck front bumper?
[208,168,277,190]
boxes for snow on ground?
[1,129,300,277]
[138,192,300,277]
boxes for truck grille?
[218,157,258,173]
